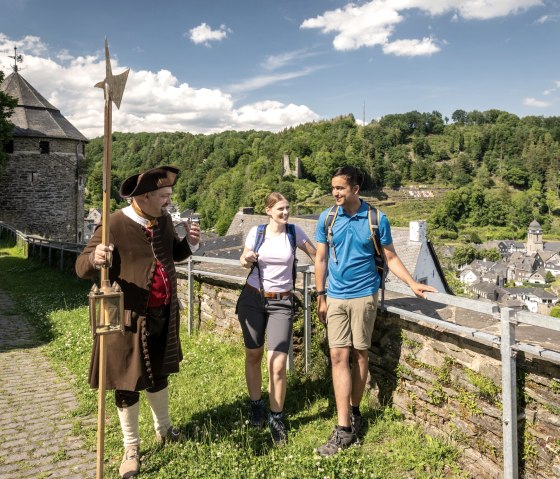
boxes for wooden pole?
[95,87,112,479]
[93,38,128,479]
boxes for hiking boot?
[250,400,266,428]
[268,413,287,446]
[156,426,183,444]
[351,413,362,443]
[119,445,140,478]
[316,427,355,457]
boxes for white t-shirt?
[245,224,309,292]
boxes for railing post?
[303,269,311,374]
[501,307,518,479]
[187,256,194,336]
[60,249,64,271]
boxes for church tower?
[526,219,543,254]
[0,52,87,242]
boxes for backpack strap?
[253,224,267,253]
[250,224,267,292]
[367,204,388,307]
[324,206,339,263]
[286,223,297,288]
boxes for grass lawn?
[0,238,467,478]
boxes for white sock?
[117,402,140,448]
[146,387,171,438]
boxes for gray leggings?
[236,287,294,354]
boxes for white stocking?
[117,401,140,447]
[146,387,171,437]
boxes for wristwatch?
[316,290,327,296]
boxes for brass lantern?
[88,282,125,337]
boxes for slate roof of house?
[536,251,556,262]
[470,281,508,297]
[1,72,87,141]
[505,287,558,300]
[544,242,560,252]
[530,268,547,278]
[196,233,244,257]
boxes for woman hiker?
[237,192,316,445]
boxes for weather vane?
[8,46,23,72]
[89,37,129,479]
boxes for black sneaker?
[316,427,355,457]
[268,413,287,446]
[250,400,266,428]
[351,413,362,443]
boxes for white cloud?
[535,13,560,23]
[229,66,323,93]
[233,101,319,131]
[301,1,401,52]
[524,97,551,107]
[542,80,560,96]
[382,37,440,56]
[301,0,543,53]
[0,35,319,138]
[261,49,318,71]
[409,0,543,20]
[188,23,231,46]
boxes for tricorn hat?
[120,166,179,198]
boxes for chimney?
[239,207,254,215]
[409,221,427,242]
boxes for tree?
[452,245,478,267]
[0,70,17,174]
[478,248,501,262]
[451,109,467,125]
[505,167,528,188]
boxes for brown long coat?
[75,210,192,391]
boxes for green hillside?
[84,110,560,239]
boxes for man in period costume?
[76,165,200,478]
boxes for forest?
[84,109,560,238]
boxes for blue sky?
[1,0,559,139]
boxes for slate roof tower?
[0,70,88,242]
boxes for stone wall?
[178,272,560,479]
[370,313,560,479]
[0,136,85,242]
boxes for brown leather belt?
[245,283,292,300]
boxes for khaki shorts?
[326,295,378,350]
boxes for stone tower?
[282,154,302,178]
[526,219,543,254]
[0,72,87,242]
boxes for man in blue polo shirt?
[314,166,436,456]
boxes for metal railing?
[0,222,84,271]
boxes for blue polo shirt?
[315,200,392,299]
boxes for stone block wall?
[369,313,560,479]
[178,273,560,479]
[0,137,85,242]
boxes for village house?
[460,220,560,313]
[83,208,102,242]
[504,287,559,314]
[479,239,525,256]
